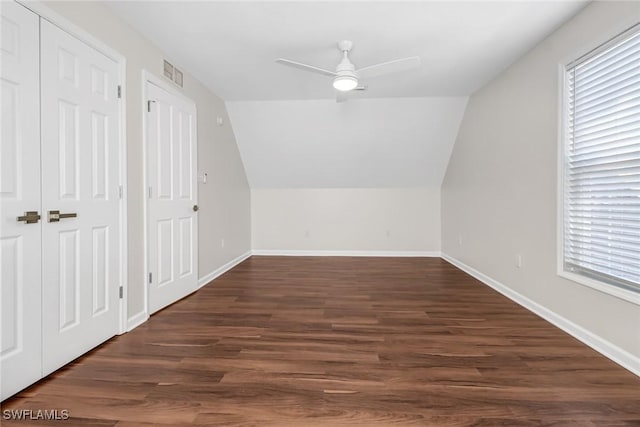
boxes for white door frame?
[17,1,129,334]
[141,70,198,318]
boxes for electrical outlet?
[304,230,310,238]
[516,254,522,268]
[221,238,225,248]
[386,230,391,238]
[458,235,463,246]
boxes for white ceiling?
[105,1,588,189]
[106,1,588,101]
[227,98,468,188]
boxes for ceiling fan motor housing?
[337,40,353,52]
[334,40,358,90]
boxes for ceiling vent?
[163,59,184,88]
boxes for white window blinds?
[563,25,640,292]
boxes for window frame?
[557,23,640,306]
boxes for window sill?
[559,270,640,306]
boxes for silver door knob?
[193,205,199,212]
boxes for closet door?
[0,2,42,401]
[147,82,198,314]
[40,20,121,375]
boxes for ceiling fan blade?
[276,58,337,77]
[356,56,421,79]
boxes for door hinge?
[118,185,123,199]
[117,85,122,99]
[148,272,152,284]
[119,286,123,299]
[147,100,156,112]
[148,186,152,199]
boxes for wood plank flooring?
[3,256,639,426]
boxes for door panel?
[40,20,120,376]
[179,216,193,277]
[92,226,109,315]
[0,1,41,401]
[147,82,198,314]
[58,100,79,200]
[58,230,80,330]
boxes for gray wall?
[442,1,640,361]
[44,1,251,324]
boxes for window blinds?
[564,25,640,292]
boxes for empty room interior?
[1,0,640,425]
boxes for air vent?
[174,68,183,87]
[163,59,173,79]
[163,59,184,88]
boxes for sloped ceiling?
[106,1,588,188]
[227,98,468,188]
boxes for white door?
[0,2,41,401]
[40,20,121,375]
[146,82,198,314]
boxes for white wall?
[43,1,251,324]
[252,188,440,254]
[442,1,640,364]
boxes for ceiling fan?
[276,40,421,103]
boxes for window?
[561,24,640,296]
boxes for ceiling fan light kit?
[333,75,358,91]
[276,40,421,101]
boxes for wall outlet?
[386,230,391,238]
[516,254,522,268]
[458,235,463,246]
[304,230,310,238]
[221,238,225,248]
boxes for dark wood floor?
[3,257,640,426]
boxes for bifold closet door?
[147,82,198,314]
[0,2,42,401]
[40,19,121,375]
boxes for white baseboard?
[126,310,148,332]
[441,253,640,377]
[251,249,441,257]
[198,250,252,288]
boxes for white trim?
[251,249,441,257]
[117,46,128,336]
[198,251,252,288]
[556,61,567,306]
[556,36,640,307]
[558,270,640,306]
[126,311,148,332]
[141,71,151,325]
[143,70,196,108]
[19,1,129,334]
[17,1,124,64]
[441,253,640,378]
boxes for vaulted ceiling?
[106,1,588,188]
[227,98,468,188]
